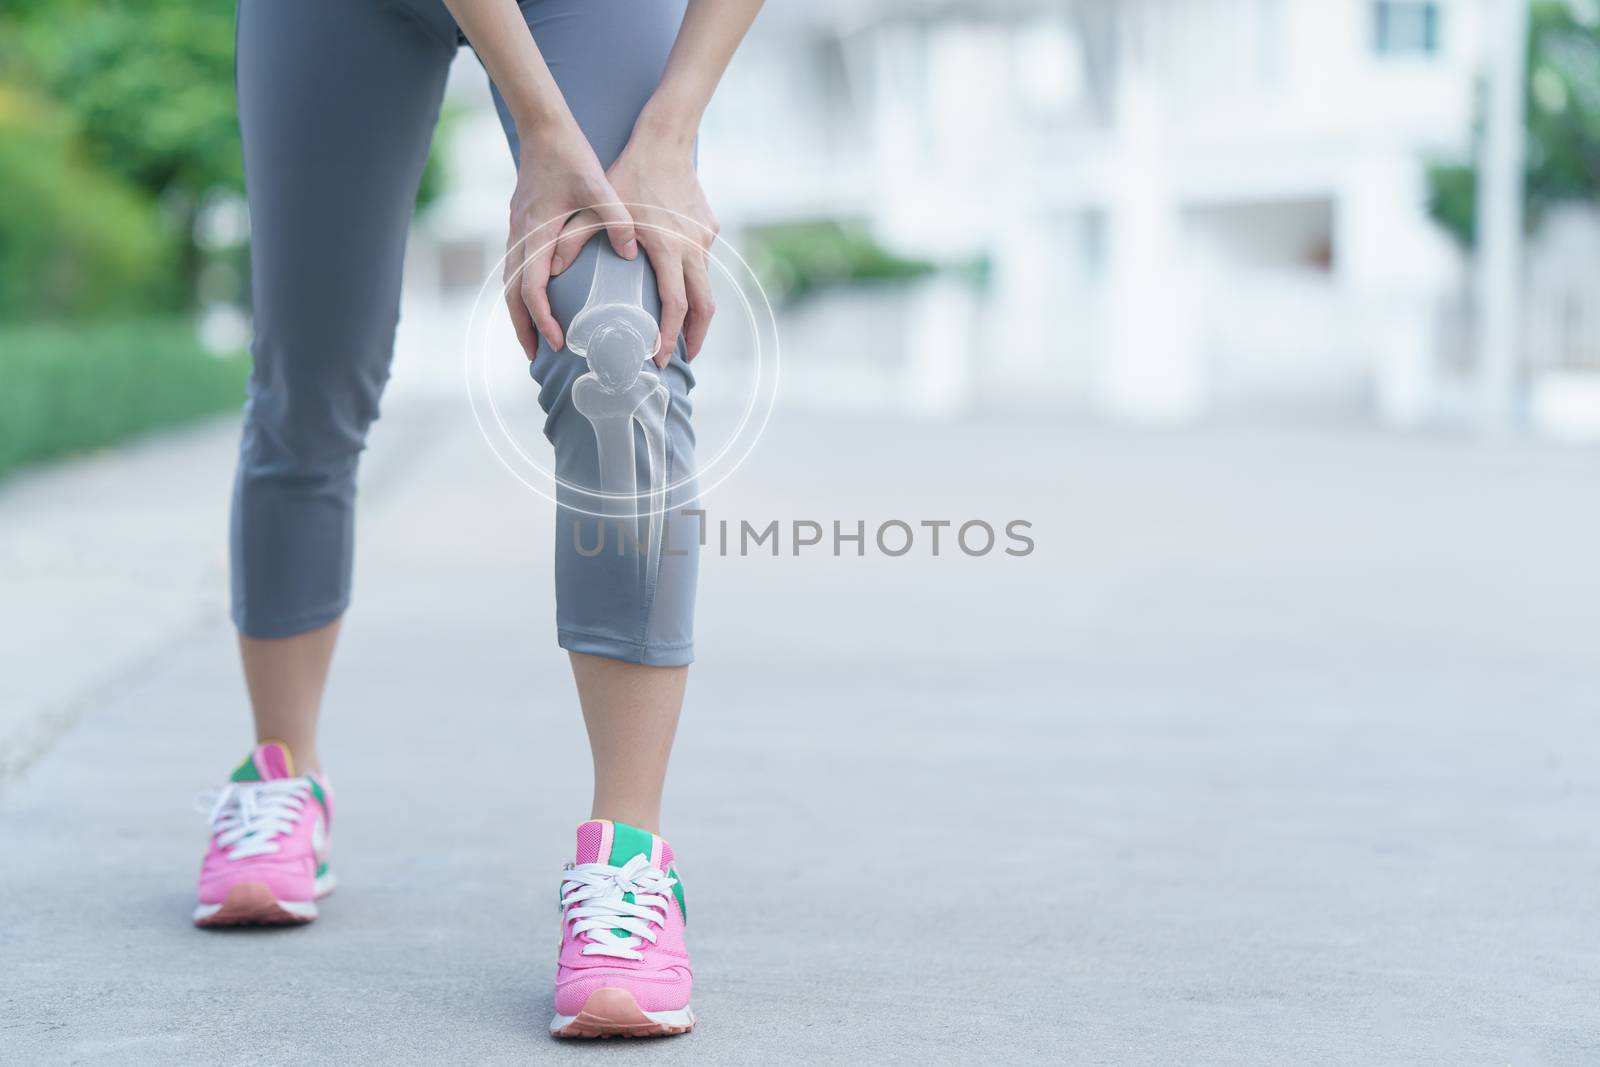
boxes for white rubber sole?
[551,988,695,1038]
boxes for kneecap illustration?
[565,252,671,588]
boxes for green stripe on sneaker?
[316,861,330,878]
[669,867,686,924]
[612,890,634,939]
[307,776,330,823]
[607,822,654,866]
[606,824,655,938]
[229,756,263,782]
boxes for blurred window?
[1373,1,1441,57]
[1012,18,1086,120]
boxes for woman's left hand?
[549,124,719,368]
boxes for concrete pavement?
[3,402,1599,1064]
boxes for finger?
[551,210,599,276]
[505,286,540,362]
[682,254,715,361]
[521,249,564,352]
[503,252,541,361]
[651,250,688,369]
[593,199,639,260]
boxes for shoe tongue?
[575,819,671,872]
[229,740,296,782]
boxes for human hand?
[505,124,638,360]
[549,126,718,368]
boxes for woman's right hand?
[505,124,639,361]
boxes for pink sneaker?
[192,740,335,927]
[550,819,694,1038]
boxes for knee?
[242,334,389,478]
[530,242,695,442]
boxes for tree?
[1,0,238,306]
[1427,0,1600,247]
[0,90,176,319]
[1,0,447,310]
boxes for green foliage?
[0,319,249,476]
[747,220,938,303]
[0,0,461,473]
[0,0,450,308]
[39,1,243,209]
[0,89,178,319]
[1426,159,1480,247]
[415,105,461,218]
[1427,0,1600,247]
[0,0,240,309]
[1525,0,1600,202]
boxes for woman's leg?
[484,0,697,831]
[231,0,458,763]
[571,653,687,833]
[478,2,700,1034]
[238,622,340,775]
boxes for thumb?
[593,199,639,260]
[550,211,599,276]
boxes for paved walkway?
[3,403,1599,1064]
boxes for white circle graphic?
[462,208,780,518]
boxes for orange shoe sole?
[193,881,319,927]
[550,988,695,1039]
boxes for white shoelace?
[194,780,311,860]
[561,854,678,961]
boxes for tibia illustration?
[568,253,670,591]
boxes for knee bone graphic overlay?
[566,252,671,589]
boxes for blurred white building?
[702,0,1497,423]
[397,0,1597,431]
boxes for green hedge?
[0,319,248,476]
[746,220,937,303]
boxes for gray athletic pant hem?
[558,628,694,668]
[233,600,348,641]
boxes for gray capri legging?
[233,0,699,666]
